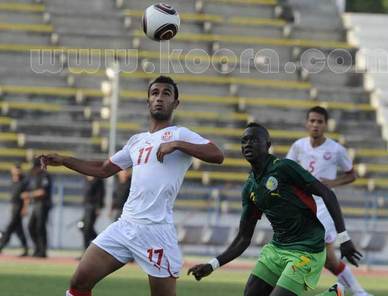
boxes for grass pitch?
[0,255,387,296]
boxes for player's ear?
[267,141,271,150]
[173,99,180,109]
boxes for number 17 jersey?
[110,126,209,225]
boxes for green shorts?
[252,243,326,295]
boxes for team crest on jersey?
[265,176,278,191]
[323,152,332,160]
[161,131,173,141]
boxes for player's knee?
[243,283,256,296]
[70,269,93,291]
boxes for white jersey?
[287,137,353,243]
[110,126,209,224]
[286,137,353,180]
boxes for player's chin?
[151,111,170,121]
[243,153,255,162]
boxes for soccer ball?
[142,3,180,41]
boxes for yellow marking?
[250,192,256,202]
[294,256,311,268]
[270,192,280,197]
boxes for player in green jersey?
[188,122,362,296]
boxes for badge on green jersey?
[265,176,278,191]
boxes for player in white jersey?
[40,76,224,296]
[287,106,372,296]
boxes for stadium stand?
[0,0,387,258]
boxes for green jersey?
[241,154,325,253]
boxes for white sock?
[337,265,366,294]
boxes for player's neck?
[310,136,326,148]
[149,119,172,133]
[251,154,270,177]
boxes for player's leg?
[148,275,176,296]
[244,274,274,296]
[0,207,19,251]
[67,220,135,296]
[325,243,370,296]
[67,243,125,296]
[35,204,49,257]
[28,208,38,255]
[14,212,28,255]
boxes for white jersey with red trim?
[110,126,209,224]
[287,137,353,243]
[286,137,353,181]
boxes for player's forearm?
[317,185,346,233]
[331,172,356,187]
[216,236,251,267]
[174,141,224,164]
[62,157,107,178]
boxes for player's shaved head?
[246,122,271,142]
[241,122,271,162]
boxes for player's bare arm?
[41,154,121,178]
[157,141,224,164]
[306,180,362,266]
[320,170,356,188]
[188,214,257,281]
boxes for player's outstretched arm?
[307,180,362,266]
[320,170,356,188]
[40,154,121,178]
[157,141,224,164]
[188,215,257,281]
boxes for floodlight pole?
[105,60,120,218]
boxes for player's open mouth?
[244,150,254,157]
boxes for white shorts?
[92,219,183,278]
[313,195,337,244]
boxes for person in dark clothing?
[22,158,52,258]
[0,164,29,256]
[81,176,105,250]
[111,170,131,221]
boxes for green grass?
[0,259,387,296]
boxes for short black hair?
[147,75,179,100]
[307,106,329,122]
[246,122,270,141]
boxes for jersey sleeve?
[240,181,262,222]
[178,127,210,144]
[110,138,134,170]
[337,145,353,173]
[286,141,298,161]
[279,159,317,188]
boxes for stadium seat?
[360,233,387,252]
[178,225,205,245]
[0,3,45,13]
[201,225,231,246]
[0,22,53,33]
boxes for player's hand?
[39,154,64,168]
[187,264,213,281]
[340,240,362,267]
[156,142,177,162]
